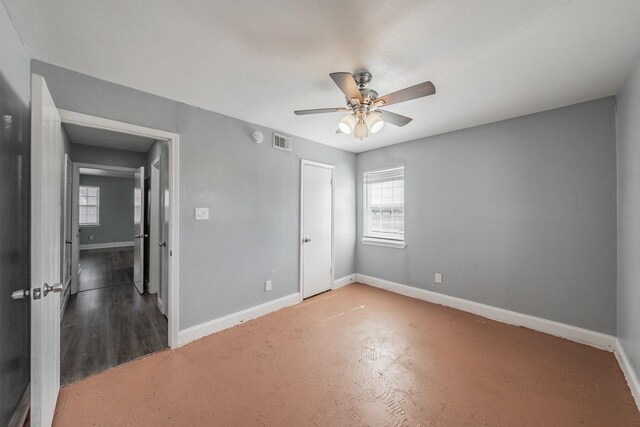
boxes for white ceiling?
[6,1,640,153]
[64,123,156,152]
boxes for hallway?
[61,249,167,385]
[78,248,134,292]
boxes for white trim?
[75,162,138,174]
[615,339,640,410]
[62,154,73,300]
[58,109,178,140]
[8,383,30,427]
[79,241,134,251]
[355,274,616,351]
[300,159,335,301]
[148,156,161,295]
[178,293,300,346]
[71,163,80,294]
[59,110,180,349]
[334,274,357,289]
[361,237,406,249]
[72,161,138,293]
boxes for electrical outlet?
[89,235,94,240]
[265,280,272,292]
[435,273,442,284]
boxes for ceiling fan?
[294,72,435,140]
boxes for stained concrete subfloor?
[53,284,640,426]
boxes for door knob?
[43,283,64,297]
[11,289,30,300]
[304,238,311,243]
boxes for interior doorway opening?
[57,115,178,385]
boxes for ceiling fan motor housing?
[353,71,372,88]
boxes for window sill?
[80,223,100,228]
[361,237,406,249]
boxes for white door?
[301,161,333,299]
[31,74,64,427]
[133,167,145,294]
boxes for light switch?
[195,207,209,220]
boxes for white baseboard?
[80,241,134,251]
[8,382,29,427]
[178,293,300,346]
[334,274,357,289]
[356,274,616,351]
[616,339,640,410]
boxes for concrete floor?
[53,284,639,426]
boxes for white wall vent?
[273,133,292,152]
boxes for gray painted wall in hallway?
[32,60,357,330]
[356,98,617,335]
[616,59,640,383]
[0,3,30,424]
[79,175,135,245]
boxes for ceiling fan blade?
[373,81,435,107]
[378,110,413,127]
[330,72,363,103]
[294,108,348,115]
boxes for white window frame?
[362,166,406,249]
[79,185,100,226]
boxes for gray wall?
[32,60,357,330]
[70,142,146,169]
[616,59,640,381]
[356,98,617,335]
[79,175,135,245]
[0,3,31,424]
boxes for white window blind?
[79,185,100,225]
[363,166,404,243]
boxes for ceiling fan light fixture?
[365,113,385,134]
[354,119,368,140]
[338,114,357,134]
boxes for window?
[79,185,100,226]
[363,166,405,248]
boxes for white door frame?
[71,162,137,294]
[58,109,180,349]
[299,159,335,301]
[148,157,161,296]
[61,154,73,315]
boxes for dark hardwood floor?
[79,248,134,292]
[61,249,167,386]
